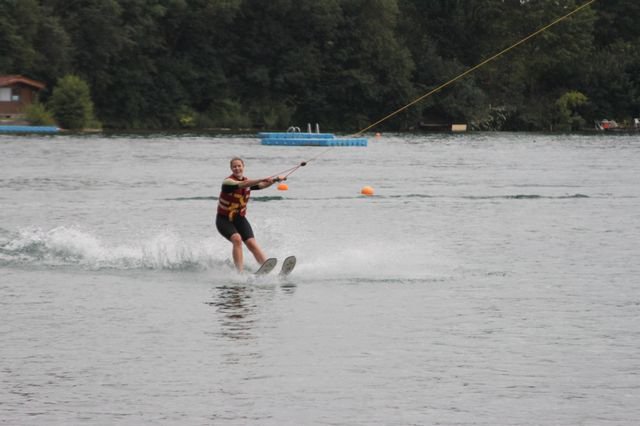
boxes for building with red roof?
[0,75,47,119]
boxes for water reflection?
[280,280,297,293]
[207,281,297,341]
[208,285,257,341]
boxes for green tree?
[554,90,588,131]
[31,14,73,83]
[582,1,640,124]
[320,0,415,130]
[592,0,640,46]
[223,0,340,128]
[48,75,98,130]
[0,0,38,72]
[499,0,596,130]
[398,0,511,128]
[2,0,637,131]
[0,12,19,71]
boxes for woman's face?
[230,159,244,178]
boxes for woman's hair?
[230,157,244,166]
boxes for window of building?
[11,87,20,102]
[0,87,11,102]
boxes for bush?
[24,102,56,126]
[258,102,295,130]
[203,99,251,129]
[48,75,99,130]
[554,91,589,131]
[176,105,197,128]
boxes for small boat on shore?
[0,125,59,134]
[594,119,640,132]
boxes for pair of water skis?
[254,255,296,276]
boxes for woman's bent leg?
[245,238,267,265]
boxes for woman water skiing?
[216,157,279,272]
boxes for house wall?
[0,83,38,117]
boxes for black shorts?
[216,214,255,242]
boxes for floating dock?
[259,131,367,146]
[0,125,59,134]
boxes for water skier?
[216,157,278,272]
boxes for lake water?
[1,132,639,425]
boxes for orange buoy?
[277,183,289,191]
[361,186,374,196]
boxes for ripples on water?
[1,133,639,425]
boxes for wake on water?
[0,225,453,282]
[0,226,223,271]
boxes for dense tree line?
[1,0,639,131]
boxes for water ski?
[255,258,277,275]
[279,256,296,276]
